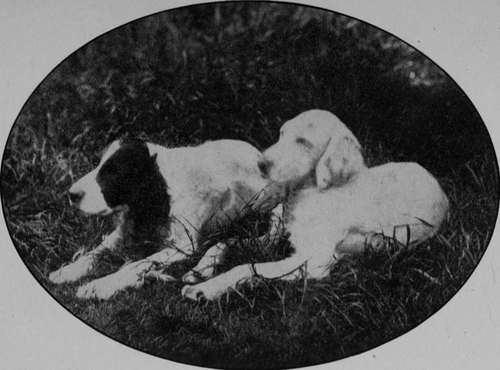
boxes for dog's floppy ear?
[315,134,365,190]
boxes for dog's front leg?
[255,203,286,246]
[76,247,185,300]
[182,254,307,301]
[167,217,202,255]
[182,242,229,283]
[48,219,126,284]
[181,204,286,284]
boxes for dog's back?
[356,162,448,240]
[288,162,449,253]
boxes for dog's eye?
[296,137,312,148]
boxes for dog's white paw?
[144,270,177,282]
[76,261,147,300]
[48,255,95,284]
[181,284,206,301]
[181,270,201,284]
[182,242,227,284]
[183,265,220,283]
[181,282,224,301]
[181,262,219,283]
[76,278,118,300]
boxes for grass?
[1,3,498,369]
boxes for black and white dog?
[49,138,280,299]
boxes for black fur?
[97,139,170,240]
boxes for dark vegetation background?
[1,3,498,369]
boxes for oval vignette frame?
[1,1,499,369]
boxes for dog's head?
[68,138,165,215]
[259,110,365,190]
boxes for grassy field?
[1,3,498,369]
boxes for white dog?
[182,110,449,301]
[48,138,280,299]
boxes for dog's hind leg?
[48,212,127,284]
[334,232,386,256]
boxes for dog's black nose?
[68,191,84,205]
[258,159,270,177]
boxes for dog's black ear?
[97,139,155,207]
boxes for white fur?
[68,140,123,215]
[50,139,278,299]
[182,110,449,301]
[261,110,362,188]
[147,140,276,235]
[68,169,112,215]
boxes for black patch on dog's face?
[97,139,153,208]
[96,139,170,234]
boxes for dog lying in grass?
[181,110,449,301]
[48,138,281,299]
